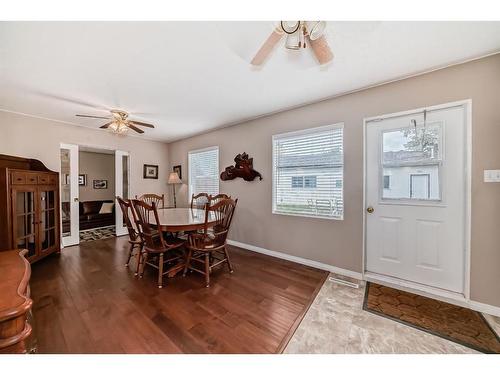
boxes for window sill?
[272,210,344,221]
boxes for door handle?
[366,206,374,214]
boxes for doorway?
[364,100,470,295]
[60,144,130,247]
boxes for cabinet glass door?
[39,189,58,253]
[13,188,37,259]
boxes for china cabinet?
[0,154,60,263]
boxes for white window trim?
[188,146,220,199]
[272,123,344,221]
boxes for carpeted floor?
[363,282,500,353]
[79,225,116,242]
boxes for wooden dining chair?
[190,193,210,210]
[116,196,144,275]
[209,193,231,205]
[183,198,238,287]
[136,193,165,209]
[131,199,185,288]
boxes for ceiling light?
[307,21,326,40]
[251,21,333,66]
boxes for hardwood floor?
[30,236,327,353]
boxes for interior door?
[115,150,130,236]
[365,103,467,293]
[60,143,79,247]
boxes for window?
[304,176,317,188]
[383,175,391,189]
[188,146,219,198]
[273,124,344,219]
[291,176,303,188]
[381,123,442,201]
[291,176,317,189]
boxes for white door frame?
[60,143,80,247]
[115,150,130,237]
[59,142,131,243]
[362,99,472,303]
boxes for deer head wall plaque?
[220,152,263,182]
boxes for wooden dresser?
[0,249,34,354]
[0,154,60,263]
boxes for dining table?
[155,207,217,233]
[153,207,217,278]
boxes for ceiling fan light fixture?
[306,21,326,41]
[108,121,128,134]
[76,109,154,134]
[285,31,301,50]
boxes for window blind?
[188,147,219,198]
[272,124,344,219]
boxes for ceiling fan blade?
[309,35,333,65]
[76,114,112,120]
[127,124,145,134]
[250,27,284,66]
[129,120,155,128]
[100,122,113,129]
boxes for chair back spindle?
[116,196,138,241]
[131,200,166,251]
[136,194,165,209]
[210,193,231,205]
[200,198,238,246]
[191,193,210,210]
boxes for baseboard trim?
[469,300,500,318]
[227,239,363,280]
[227,239,500,318]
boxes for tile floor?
[284,274,500,354]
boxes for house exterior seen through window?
[272,124,344,219]
[381,123,442,201]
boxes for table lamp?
[167,172,182,208]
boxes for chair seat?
[144,237,185,254]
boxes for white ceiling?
[1,21,500,142]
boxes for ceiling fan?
[75,109,155,134]
[251,21,333,66]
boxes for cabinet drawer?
[11,172,26,185]
[37,175,50,184]
[48,174,57,184]
[26,174,38,184]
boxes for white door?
[365,103,468,293]
[60,143,80,247]
[115,150,130,236]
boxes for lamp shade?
[167,172,182,184]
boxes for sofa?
[62,200,115,232]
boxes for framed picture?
[78,174,87,186]
[93,179,108,189]
[143,164,159,179]
[173,165,182,180]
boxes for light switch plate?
[484,170,500,182]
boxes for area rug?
[79,226,116,242]
[363,282,500,353]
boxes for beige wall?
[168,54,500,308]
[78,151,115,201]
[0,112,170,200]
